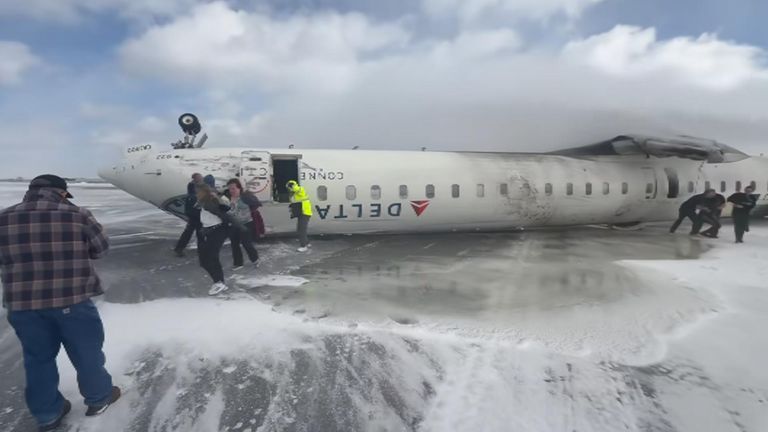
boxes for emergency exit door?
[240,151,273,202]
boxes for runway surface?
[0,182,766,432]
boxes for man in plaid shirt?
[0,175,121,431]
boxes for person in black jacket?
[727,185,757,243]
[173,173,204,257]
[196,184,247,295]
[670,189,716,234]
[699,192,726,238]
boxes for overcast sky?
[1,0,767,177]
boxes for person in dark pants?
[0,175,121,431]
[728,185,757,243]
[700,192,726,238]
[196,184,246,295]
[225,179,261,269]
[174,173,204,257]
[287,180,313,252]
[670,189,716,234]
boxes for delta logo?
[410,200,430,216]
[314,200,431,220]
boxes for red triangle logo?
[410,200,430,216]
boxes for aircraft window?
[346,185,357,200]
[566,183,573,196]
[500,183,508,196]
[545,183,552,196]
[749,180,756,190]
[452,184,460,198]
[585,182,592,196]
[477,184,485,198]
[705,181,711,191]
[317,186,328,201]
[646,183,654,194]
[602,182,609,195]
[688,181,694,193]
[371,185,381,200]
[426,184,435,198]
[622,182,628,194]
[522,183,531,195]
[399,185,408,199]
[720,181,726,192]
[736,180,742,191]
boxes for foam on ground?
[231,274,309,288]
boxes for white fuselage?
[99,146,768,235]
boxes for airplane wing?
[552,134,749,163]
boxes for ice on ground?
[618,229,768,432]
[1,183,768,432]
[35,226,768,432]
[232,275,309,288]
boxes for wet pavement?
[0,182,765,432]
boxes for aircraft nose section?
[97,164,119,186]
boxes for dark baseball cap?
[29,174,73,198]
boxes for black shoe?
[39,399,71,432]
[85,386,121,417]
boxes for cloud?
[0,0,204,23]
[181,24,768,156]
[0,118,85,177]
[5,5,768,179]
[79,102,135,119]
[89,114,179,147]
[0,41,41,86]
[119,2,410,93]
[430,29,522,60]
[563,25,768,90]
[422,0,605,23]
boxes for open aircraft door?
[240,151,273,202]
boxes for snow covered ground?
[0,182,766,431]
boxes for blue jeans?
[7,299,113,425]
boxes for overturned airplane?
[99,117,767,235]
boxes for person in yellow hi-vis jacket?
[286,180,313,252]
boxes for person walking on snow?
[173,172,204,257]
[225,178,261,270]
[196,184,247,295]
[287,180,312,252]
[727,185,757,243]
[0,175,121,431]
